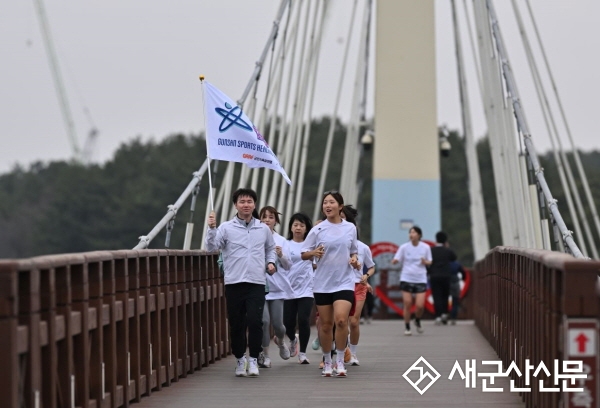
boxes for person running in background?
[283,212,315,364]
[391,226,431,336]
[258,206,294,367]
[361,284,375,324]
[429,231,457,325]
[341,205,375,366]
[449,260,465,325]
[301,191,360,377]
[205,188,276,377]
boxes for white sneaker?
[415,320,424,334]
[321,362,333,377]
[335,361,347,377]
[434,317,442,325]
[311,337,320,350]
[277,338,290,360]
[259,355,271,368]
[235,357,247,377]
[349,354,360,366]
[247,357,260,376]
[289,334,299,357]
[404,329,412,336]
[298,353,310,364]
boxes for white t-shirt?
[286,240,314,298]
[301,219,358,293]
[355,241,375,282]
[266,232,294,300]
[392,241,432,284]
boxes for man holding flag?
[206,188,277,377]
[201,79,290,376]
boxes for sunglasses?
[323,190,339,196]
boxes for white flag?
[203,81,292,185]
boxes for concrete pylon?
[373,0,439,244]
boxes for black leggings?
[283,297,314,353]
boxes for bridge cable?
[511,0,595,258]
[312,0,359,223]
[484,0,585,258]
[451,0,490,259]
[523,0,600,256]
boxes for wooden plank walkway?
[134,320,525,408]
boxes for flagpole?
[199,75,215,211]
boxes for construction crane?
[32,0,97,164]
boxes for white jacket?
[266,232,294,300]
[205,216,277,285]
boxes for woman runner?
[282,213,315,364]
[258,206,293,367]
[301,191,360,377]
[391,226,432,336]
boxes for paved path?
[135,320,525,408]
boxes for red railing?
[473,247,600,408]
[0,249,228,408]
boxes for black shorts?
[314,290,355,306]
[400,281,427,294]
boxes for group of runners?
[206,187,457,378]
[206,188,375,378]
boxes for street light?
[440,125,451,157]
[361,130,375,150]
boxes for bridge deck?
[136,320,525,408]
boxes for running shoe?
[298,353,310,364]
[289,334,299,357]
[343,347,351,363]
[259,354,271,368]
[404,329,412,336]
[257,352,265,366]
[415,319,424,334]
[321,362,333,377]
[235,357,247,377]
[276,337,290,360]
[311,337,320,350]
[434,317,443,325]
[247,357,259,376]
[349,354,360,366]
[334,361,347,377]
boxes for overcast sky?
[1,0,598,174]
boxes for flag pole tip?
[199,75,205,81]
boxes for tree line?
[0,119,598,265]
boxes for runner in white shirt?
[340,205,375,367]
[301,191,360,377]
[282,212,315,364]
[258,206,293,368]
[391,226,432,336]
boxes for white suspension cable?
[451,0,490,259]
[485,0,584,258]
[312,0,359,222]
[511,0,594,257]
[294,0,329,214]
[524,0,600,257]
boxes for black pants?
[362,291,374,318]
[225,282,265,359]
[430,275,451,317]
[283,297,314,353]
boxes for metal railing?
[473,246,599,407]
[0,249,227,408]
